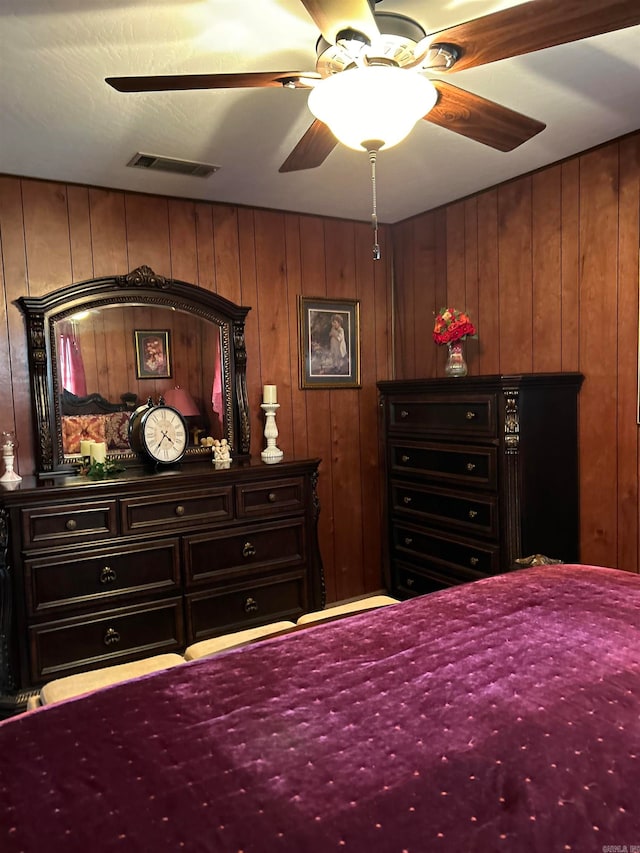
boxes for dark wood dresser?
[377,374,583,598]
[0,458,324,713]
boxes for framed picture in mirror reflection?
[134,330,172,379]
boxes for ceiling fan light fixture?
[307,66,437,152]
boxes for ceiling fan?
[106,0,640,173]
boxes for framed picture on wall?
[298,297,361,389]
[134,330,172,379]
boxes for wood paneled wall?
[0,178,393,602]
[392,131,640,573]
[2,129,638,599]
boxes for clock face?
[141,406,188,464]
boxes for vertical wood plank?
[560,161,580,371]
[476,189,500,375]
[324,218,363,600]
[617,135,640,572]
[531,166,562,372]
[464,198,479,374]
[168,200,198,284]
[212,204,241,304]
[497,178,533,373]
[299,216,336,601]
[578,145,620,567]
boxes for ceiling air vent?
[127,152,220,178]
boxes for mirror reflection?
[55,304,224,460]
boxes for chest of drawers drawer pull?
[468,510,478,519]
[401,455,410,463]
[65,519,77,531]
[242,541,256,558]
[99,566,117,585]
[103,627,121,646]
[406,577,415,588]
[244,596,259,614]
[403,496,412,505]
[268,492,277,503]
[175,505,185,517]
[469,556,479,566]
[466,462,476,472]
[404,537,413,546]
[400,410,409,418]
[465,411,476,420]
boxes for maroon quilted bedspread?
[1,564,639,852]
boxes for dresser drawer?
[388,394,496,437]
[393,522,500,577]
[184,519,305,586]
[236,477,305,519]
[185,570,306,642]
[20,500,118,549]
[390,441,497,490]
[121,487,233,533]
[393,560,463,596]
[29,597,184,682]
[391,481,498,539]
[24,539,181,617]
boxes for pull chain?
[369,148,381,261]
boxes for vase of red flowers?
[432,308,477,377]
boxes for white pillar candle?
[80,440,92,457]
[263,384,277,404]
[90,442,107,464]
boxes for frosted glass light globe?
[308,65,437,151]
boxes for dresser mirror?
[18,265,251,476]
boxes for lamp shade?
[307,66,438,151]
[163,387,200,417]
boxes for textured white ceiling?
[2,0,639,223]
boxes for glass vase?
[445,340,467,377]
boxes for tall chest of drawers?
[377,374,583,598]
[0,458,324,713]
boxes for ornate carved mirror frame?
[18,266,251,475]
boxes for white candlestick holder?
[260,403,284,464]
[1,431,22,483]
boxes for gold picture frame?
[134,330,172,379]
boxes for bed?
[60,389,139,453]
[1,564,638,851]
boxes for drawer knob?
[242,541,256,558]
[65,518,77,531]
[103,627,121,646]
[268,492,277,503]
[406,577,415,587]
[470,557,479,566]
[400,410,409,419]
[465,411,476,420]
[404,537,413,546]
[466,462,476,472]
[468,510,478,519]
[175,505,186,517]
[401,454,410,463]
[403,496,412,505]
[99,566,117,584]
[244,596,259,614]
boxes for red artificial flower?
[433,307,477,345]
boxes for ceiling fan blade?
[279,120,338,172]
[299,0,380,45]
[105,71,320,93]
[425,80,546,152]
[428,0,640,72]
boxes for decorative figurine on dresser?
[0,267,324,716]
[377,374,583,599]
